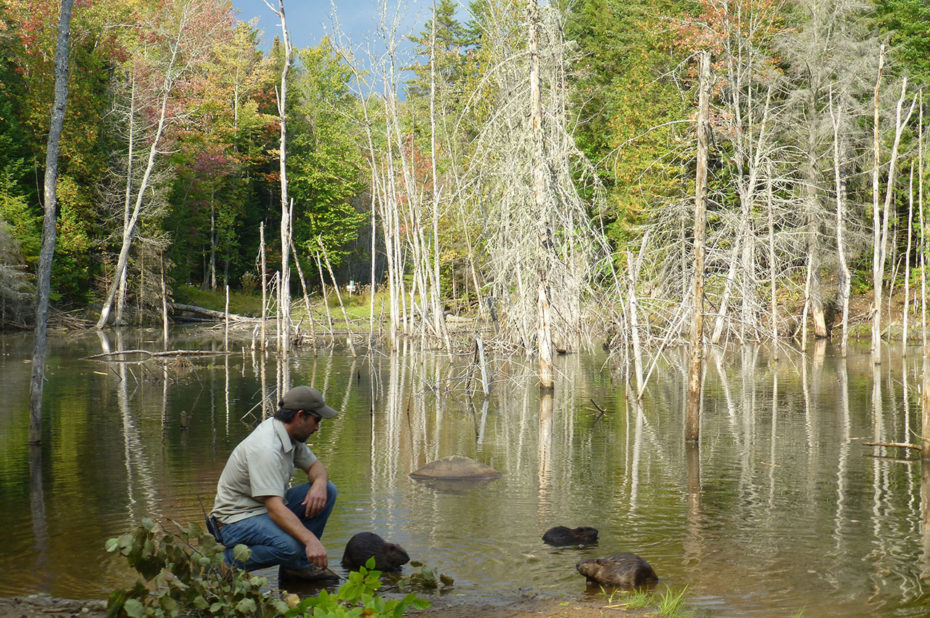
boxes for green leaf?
[232,544,252,564]
[235,598,256,614]
[123,598,145,618]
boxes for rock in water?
[576,552,658,587]
[409,455,501,480]
[341,532,410,572]
[542,526,599,546]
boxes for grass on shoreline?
[174,284,383,331]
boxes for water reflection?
[4,331,930,615]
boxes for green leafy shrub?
[284,557,430,617]
[105,519,430,617]
[240,271,258,293]
[105,517,287,617]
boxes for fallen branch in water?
[85,349,226,362]
[590,398,608,421]
[863,441,921,451]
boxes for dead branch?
[168,302,257,322]
[85,349,226,362]
[863,441,921,451]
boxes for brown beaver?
[576,552,658,587]
[542,526,599,546]
[341,532,410,572]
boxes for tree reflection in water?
[5,332,930,614]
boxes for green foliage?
[289,38,366,268]
[564,0,693,245]
[873,0,930,84]
[283,558,430,618]
[174,284,264,317]
[106,521,429,618]
[0,171,41,264]
[656,584,690,616]
[602,584,693,617]
[105,517,289,617]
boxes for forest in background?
[1,0,929,359]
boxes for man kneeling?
[211,385,339,581]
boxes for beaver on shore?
[576,552,658,587]
[542,526,599,547]
[341,532,410,572]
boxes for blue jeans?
[220,481,337,571]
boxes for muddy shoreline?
[0,593,628,617]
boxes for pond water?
[2,328,930,616]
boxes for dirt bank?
[0,594,632,617]
[0,595,106,617]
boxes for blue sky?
[229,0,436,52]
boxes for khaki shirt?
[212,417,317,524]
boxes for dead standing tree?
[29,0,74,444]
[453,0,611,363]
[703,0,783,346]
[97,0,229,329]
[528,0,554,389]
[637,0,879,358]
[264,0,294,360]
[870,46,916,365]
[774,0,878,348]
[687,50,711,444]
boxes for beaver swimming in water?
[542,526,599,546]
[576,552,658,587]
[341,532,411,572]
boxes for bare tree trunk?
[115,71,136,325]
[314,252,335,344]
[830,89,851,358]
[805,93,827,339]
[368,172,377,350]
[209,186,217,291]
[711,239,741,344]
[871,46,885,363]
[906,163,914,353]
[529,0,554,391]
[317,237,356,357]
[29,0,74,444]
[920,92,930,458]
[265,0,293,359]
[686,50,710,444]
[428,0,451,353]
[766,165,778,354]
[161,253,169,351]
[224,284,229,352]
[801,248,813,351]
[260,223,267,351]
[290,240,317,354]
[874,75,916,363]
[920,91,926,356]
[626,252,643,397]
